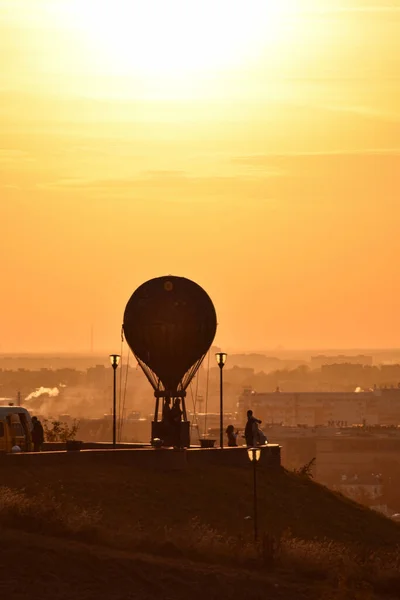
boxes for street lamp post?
[247,447,261,542]
[215,352,227,449]
[109,354,121,447]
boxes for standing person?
[162,398,172,423]
[31,416,44,452]
[225,424,238,447]
[170,399,183,448]
[162,397,172,442]
[253,420,268,446]
[244,410,261,447]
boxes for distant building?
[310,355,373,369]
[238,387,400,427]
[228,354,303,373]
[337,474,383,502]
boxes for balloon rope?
[189,380,196,428]
[119,349,130,441]
[193,367,201,442]
[182,355,204,391]
[118,335,123,441]
[192,365,200,430]
[195,365,200,407]
[204,350,210,438]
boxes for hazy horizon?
[2,347,400,358]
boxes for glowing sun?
[63,0,298,77]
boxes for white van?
[0,407,33,453]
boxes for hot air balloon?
[123,275,217,447]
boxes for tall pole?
[215,352,227,449]
[253,458,258,542]
[219,366,223,449]
[113,366,117,447]
[109,354,120,447]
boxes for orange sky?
[1,1,399,353]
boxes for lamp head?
[109,354,121,369]
[247,447,261,463]
[215,352,227,368]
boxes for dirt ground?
[0,528,323,600]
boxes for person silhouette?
[244,410,261,447]
[31,416,44,452]
[225,424,238,447]
[170,399,183,448]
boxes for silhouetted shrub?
[43,419,79,442]
[293,457,316,479]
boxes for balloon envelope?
[123,276,217,392]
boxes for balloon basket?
[152,421,190,448]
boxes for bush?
[293,458,316,479]
[43,419,79,442]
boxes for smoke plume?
[25,387,60,402]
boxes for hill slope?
[1,458,398,547]
[1,456,400,599]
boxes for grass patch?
[1,460,400,597]
[102,519,400,597]
[1,483,400,597]
[5,463,396,547]
[0,486,101,541]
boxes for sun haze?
[61,0,298,76]
[0,0,399,352]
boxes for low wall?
[42,441,146,452]
[3,444,281,471]
[186,445,281,468]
